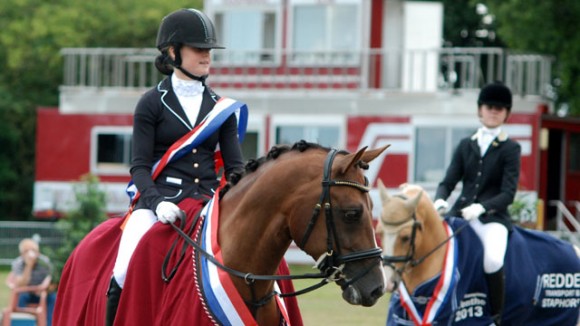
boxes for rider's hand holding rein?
[156,201,182,224]
[433,199,449,215]
[461,203,485,221]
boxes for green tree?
[0,0,201,220]
[484,0,580,115]
[0,86,36,219]
[45,174,108,284]
[441,0,505,47]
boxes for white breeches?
[469,219,508,274]
[113,209,158,288]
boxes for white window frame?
[411,116,479,187]
[208,1,283,67]
[242,113,267,160]
[288,0,362,66]
[270,114,346,149]
[90,126,133,176]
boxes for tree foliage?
[441,0,505,47]
[0,0,201,220]
[483,0,580,115]
[438,0,580,115]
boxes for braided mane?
[219,140,370,197]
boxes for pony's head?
[220,141,389,307]
[376,181,442,291]
[292,143,389,306]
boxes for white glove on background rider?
[433,199,449,215]
[155,201,181,224]
[461,203,486,221]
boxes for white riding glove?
[155,201,181,224]
[461,203,485,221]
[433,199,449,215]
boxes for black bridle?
[162,148,383,313]
[298,149,383,279]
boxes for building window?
[272,115,343,149]
[290,0,360,65]
[91,127,132,175]
[241,131,259,161]
[414,126,474,183]
[213,9,279,65]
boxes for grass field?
[290,264,390,325]
[1,265,390,325]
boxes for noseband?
[299,149,383,278]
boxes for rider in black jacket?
[106,9,244,325]
[434,82,521,325]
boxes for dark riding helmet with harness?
[477,82,512,110]
[154,8,224,82]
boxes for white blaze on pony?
[376,181,580,325]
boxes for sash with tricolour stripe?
[195,193,291,326]
[125,97,248,206]
[398,221,458,325]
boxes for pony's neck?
[216,155,319,321]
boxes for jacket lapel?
[158,77,193,130]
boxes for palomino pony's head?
[376,181,447,292]
[220,141,389,307]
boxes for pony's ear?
[361,144,390,164]
[339,144,390,174]
[340,146,367,174]
[377,179,391,204]
[405,190,423,211]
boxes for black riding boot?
[486,268,505,326]
[106,277,122,326]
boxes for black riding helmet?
[156,8,224,50]
[477,82,512,110]
[154,9,223,80]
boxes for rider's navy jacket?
[130,76,244,211]
[435,131,520,227]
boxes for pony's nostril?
[372,284,385,299]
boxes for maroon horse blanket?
[54,198,303,325]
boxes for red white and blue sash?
[398,221,458,326]
[125,97,248,205]
[195,194,291,325]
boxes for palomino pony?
[54,141,388,325]
[377,182,580,325]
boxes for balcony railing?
[61,47,553,97]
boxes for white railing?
[61,47,553,96]
[546,201,580,248]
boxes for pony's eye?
[400,234,411,243]
[343,209,362,223]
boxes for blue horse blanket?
[387,217,580,325]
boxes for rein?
[165,148,382,312]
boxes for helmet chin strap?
[172,44,207,84]
[176,66,207,83]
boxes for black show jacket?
[130,77,244,211]
[435,131,521,228]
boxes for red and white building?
[35,0,579,231]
